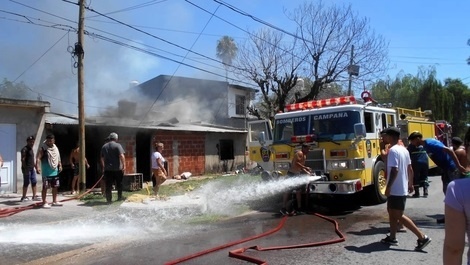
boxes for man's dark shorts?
[43,176,60,189]
[387,195,407,211]
[287,171,306,192]
[73,163,80,176]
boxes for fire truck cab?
[248,95,437,204]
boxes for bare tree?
[289,1,389,101]
[233,29,304,120]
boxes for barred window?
[235,95,246,115]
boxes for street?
[0,175,463,265]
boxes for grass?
[80,174,262,207]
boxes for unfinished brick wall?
[153,131,205,176]
[116,134,136,174]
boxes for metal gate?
[0,124,16,193]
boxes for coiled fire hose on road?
[0,175,104,218]
[164,212,345,265]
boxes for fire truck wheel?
[364,161,387,204]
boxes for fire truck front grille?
[305,149,325,175]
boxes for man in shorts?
[380,127,431,251]
[280,143,311,216]
[36,134,63,208]
[20,135,41,201]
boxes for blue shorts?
[23,168,37,187]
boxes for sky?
[0,0,469,116]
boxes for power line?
[61,0,245,72]
[12,31,69,84]
[0,8,254,86]
[85,0,169,19]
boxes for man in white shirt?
[380,127,431,251]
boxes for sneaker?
[32,196,42,201]
[291,210,304,216]
[42,203,51,209]
[380,235,398,246]
[415,235,431,251]
[280,208,289,216]
[20,197,29,202]
[423,187,428,197]
[292,207,306,215]
[52,202,63,206]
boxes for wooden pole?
[77,0,86,192]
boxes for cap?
[26,135,35,141]
[380,127,400,137]
[301,143,310,148]
[452,137,463,145]
[108,132,118,140]
[408,131,423,140]
[46,134,55,139]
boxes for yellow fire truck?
[248,94,439,204]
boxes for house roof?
[45,113,247,133]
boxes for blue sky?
[0,0,469,114]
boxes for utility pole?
[347,45,354,96]
[77,0,86,192]
[347,45,360,96]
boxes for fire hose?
[0,175,104,218]
[164,212,345,265]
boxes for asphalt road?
[0,175,464,265]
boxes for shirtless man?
[280,143,312,215]
[451,137,470,177]
[69,143,90,195]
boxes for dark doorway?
[219,139,234,160]
[136,131,152,182]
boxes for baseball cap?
[408,131,423,140]
[26,135,35,141]
[108,132,118,140]
[452,137,463,145]
[380,127,400,137]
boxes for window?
[235,95,246,115]
[364,112,374,133]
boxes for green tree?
[216,36,238,81]
[370,67,461,126]
[444,78,470,136]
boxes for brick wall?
[117,134,136,174]
[153,131,205,176]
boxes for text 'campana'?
[312,112,349,120]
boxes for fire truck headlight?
[329,160,349,169]
[275,162,290,171]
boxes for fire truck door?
[247,120,273,171]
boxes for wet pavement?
[0,175,463,265]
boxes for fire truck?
[248,93,439,204]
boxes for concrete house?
[0,75,257,194]
[0,98,50,194]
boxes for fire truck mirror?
[258,131,266,145]
[354,123,366,138]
